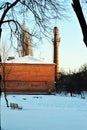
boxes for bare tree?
[0,0,65,106]
[72,0,87,47]
[0,42,10,107]
[0,0,64,43]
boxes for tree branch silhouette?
[72,0,87,47]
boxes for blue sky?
[33,0,87,72]
[0,0,87,72]
[34,18,87,72]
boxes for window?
[18,82,23,87]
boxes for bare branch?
[0,0,19,27]
[0,0,65,44]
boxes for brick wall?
[1,63,55,93]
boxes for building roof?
[6,55,54,64]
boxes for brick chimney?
[0,55,1,62]
[54,26,60,81]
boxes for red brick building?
[1,26,60,94]
[1,56,55,93]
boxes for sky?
[33,0,87,72]
[0,0,87,72]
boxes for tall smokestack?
[0,55,1,62]
[54,26,60,80]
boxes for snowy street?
[1,94,87,130]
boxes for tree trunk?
[72,0,87,47]
[3,65,9,107]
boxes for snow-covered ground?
[1,93,87,130]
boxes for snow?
[6,55,53,64]
[1,93,87,130]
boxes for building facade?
[1,56,55,93]
[1,26,60,94]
